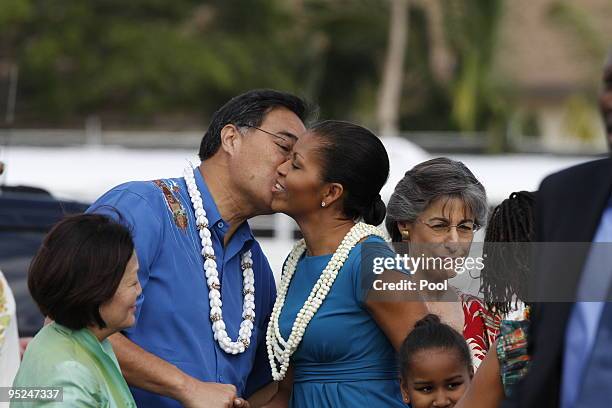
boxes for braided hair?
[480,191,536,316]
[399,314,472,381]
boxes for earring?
[400,230,410,240]
[321,201,326,207]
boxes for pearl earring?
[400,230,410,240]
[321,201,326,207]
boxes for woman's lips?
[272,181,286,192]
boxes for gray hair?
[385,157,488,242]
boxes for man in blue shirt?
[89,90,309,408]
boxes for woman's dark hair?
[399,314,472,380]
[385,157,488,242]
[480,191,536,316]
[28,213,135,330]
[310,120,389,225]
[199,89,312,160]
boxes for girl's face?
[401,347,472,408]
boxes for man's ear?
[322,183,344,207]
[219,124,242,155]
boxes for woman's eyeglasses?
[416,219,481,235]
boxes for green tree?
[298,0,390,124]
[441,0,505,133]
[5,0,305,124]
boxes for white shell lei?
[184,166,255,355]
[266,222,386,380]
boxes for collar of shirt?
[596,195,612,242]
[192,167,255,251]
[53,323,117,363]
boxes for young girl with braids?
[399,314,474,408]
[481,191,536,320]
[455,191,536,408]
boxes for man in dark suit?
[501,52,612,408]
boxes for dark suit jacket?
[501,157,612,408]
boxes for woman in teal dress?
[264,121,427,407]
[11,214,140,407]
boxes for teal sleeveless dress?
[278,236,408,407]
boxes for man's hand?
[108,332,247,406]
[233,397,251,408]
[180,378,238,408]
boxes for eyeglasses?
[416,219,481,236]
[236,124,294,153]
[237,124,291,143]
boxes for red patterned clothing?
[461,294,501,369]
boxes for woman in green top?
[12,213,141,407]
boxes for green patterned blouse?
[496,315,531,397]
[11,323,136,407]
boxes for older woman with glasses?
[385,157,499,370]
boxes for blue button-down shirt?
[561,197,612,408]
[88,168,276,407]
